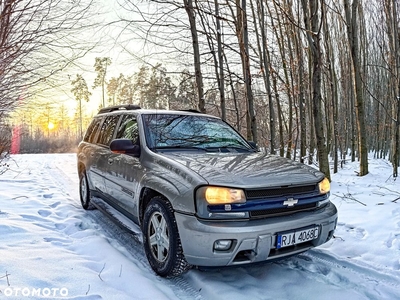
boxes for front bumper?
[175,202,337,267]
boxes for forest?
[1,0,400,180]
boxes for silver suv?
[77,105,337,277]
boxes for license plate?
[276,226,319,249]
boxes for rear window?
[97,115,121,146]
[83,117,102,143]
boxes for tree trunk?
[301,0,331,180]
[183,0,205,113]
[215,0,226,121]
[295,25,307,164]
[323,6,339,173]
[236,0,257,143]
[271,0,294,159]
[252,0,275,153]
[344,0,369,176]
[389,0,400,177]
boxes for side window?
[84,117,102,143]
[97,115,120,146]
[116,115,139,143]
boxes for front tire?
[142,196,190,277]
[79,170,95,210]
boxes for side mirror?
[110,139,141,157]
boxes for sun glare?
[48,122,55,130]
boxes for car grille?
[245,184,317,200]
[250,202,318,219]
[245,184,321,219]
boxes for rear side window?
[84,117,102,143]
[97,115,120,146]
[115,114,139,143]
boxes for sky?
[0,153,399,299]
[9,0,146,131]
[17,0,145,120]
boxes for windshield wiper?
[204,145,255,152]
[154,145,206,151]
[223,146,254,152]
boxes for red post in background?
[10,91,26,155]
[10,125,21,154]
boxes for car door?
[95,114,121,199]
[105,114,143,220]
[81,116,108,195]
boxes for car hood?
[160,151,324,188]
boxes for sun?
[48,122,55,130]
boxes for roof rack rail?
[180,109,202,113]
[98,104,141,114]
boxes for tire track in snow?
[277,249,400,299]
[46,154,81,207]
[305,250,400,288]
[90,198,203,299]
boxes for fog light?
[214,239,233,251]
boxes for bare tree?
[382,0,400,177]
[93,57,112,108]
[232,0,257,143]
[71,74,91,139]
[95,0,400,180]
[107,74,125,105]
[195,1,226,118]
[119,75,136,105]
[251,0,276,153]
[301,0,331,180]
[344,0,369,176]
[183,0,205,112]
[0,0,98,118]
[323,4,340,173]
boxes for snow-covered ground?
[0,153,399,300]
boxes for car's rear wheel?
[142,196,190,277]
[79,170,95,210]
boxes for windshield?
[142,114,254,152]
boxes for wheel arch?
[139,188,164,225]
[137,172,196,225]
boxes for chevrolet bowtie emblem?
[283,198,298,207]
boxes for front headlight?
[196,186,247,219]
[204,187,246,204]
[319,178,330,194]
